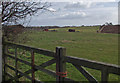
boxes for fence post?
[101,67,109,83]
[56,47,66,83]
[0,5,2,82]
[2,38,5,81]
[3,41,8,81]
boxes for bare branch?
[2,2,51,25]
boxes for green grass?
[7,26,119,82]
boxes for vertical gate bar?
[56,47,66,83]
[2,40,5,81]
[3,43,8,81]
[15,46,18,81]
[101,67,109,83]
[31,50,35,83]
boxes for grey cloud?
[64,2,93,9]
[57,11,87,20]
[26,2,117,26]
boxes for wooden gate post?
[56,47,66,83]
[3,41,8,81]
[101,67,109,83]
[2,37,5,81]
[0,7,2,82]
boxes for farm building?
[98,25,120,34]
[44,29,48,31]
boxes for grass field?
[7,26,119,81]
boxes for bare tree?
[1,1,51,42]
[1,2,51,25]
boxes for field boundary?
[2,41,120,83]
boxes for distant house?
[98,25,120,34]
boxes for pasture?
[7,26,119,81]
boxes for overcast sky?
[24,1,119,26]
